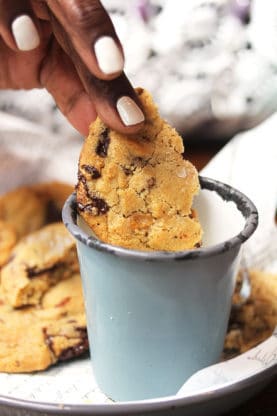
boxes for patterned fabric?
[0,0,277,139]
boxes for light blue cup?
[62,177,258,402]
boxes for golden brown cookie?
[77,88,202,251]
[1,223,79,308]
[0,187,47,239]
[0,220,17,267]
[224,269,277,357]
[31,181,74,223]
[41,273,84,315]
[0,182,74,242]
[0,274,88,373]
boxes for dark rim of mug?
[62,176,258,261]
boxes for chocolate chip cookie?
[0,187,47,239]
[77,88,202,251]
[224,269,277,357]
[0,273,88,373]
[0,220,17,267]
[1,223,78,308]
[0,182,74,244]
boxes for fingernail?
[11,15,40,51]
[117,96,145,126]
[94,36,124,75]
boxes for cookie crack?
[26,262,65,279]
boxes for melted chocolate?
[96,129,110,157]
[26,263,64,279]
[81,164,101,179]
[77,197,109,215]
[58,337,89,361]
[45,200,61,224]
[90,196,109,215]
[43,327,89,361]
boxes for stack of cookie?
[0,182,89,373]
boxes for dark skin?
[0,0,145,135]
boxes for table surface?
[187,140,277,416]
[226,378,277,415]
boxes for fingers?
[77,66,145,134]
[40,40,97,136]
[0,0,145,134]
[48,11,145,134]
[45,0,124,80]
[0,0,40,51]
[30,1,49,20]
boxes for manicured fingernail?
[116,96,145,126]
[94,36,124,75]
[11,15,40,51]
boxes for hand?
[0,0,145,135]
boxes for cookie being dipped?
[77,88,202,251]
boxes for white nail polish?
[11,15,40,51]
[117,96,145,126]
[94,36,124,75]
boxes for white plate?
[0,333,276,416]
[0,113,276,415]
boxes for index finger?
[45,0,124,80]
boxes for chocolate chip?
[96,129,110,157]
[134,156,146,165]
[26,263,64,279]
[122,166,133,176]
[77,202,86,212]
[77,173,92,205]
[147,177,156,188]
[43,327,89,361]
[81,164,101,179]
[91,196,109,215]
[77,197,109,216]
[58,339,89,361]
[77,171,86,184]
[45,200,61,224]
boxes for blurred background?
[1,0,277,168]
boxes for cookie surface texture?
[77,88,202,251]
[0,220,17,267]
[0,274,88,373]
[0,187,47,239]
[224,270,277,356]
[1,223,78,307]
[0,182,74,243]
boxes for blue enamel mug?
[62,177,258,402]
